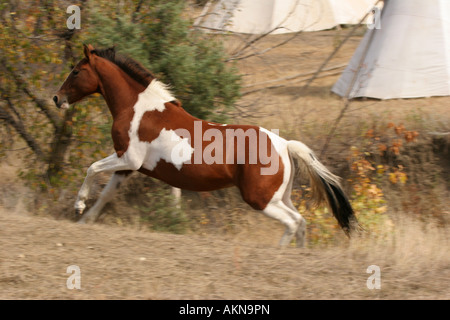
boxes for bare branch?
[319,99,352,158]
[241,66,345,96]
[227,31,302,62]
[0,98,45,160]
[225,1,305,62]
[243,63,346,89]
[0,56,62,129]
[297,0,383,95]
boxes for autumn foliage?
[0,0,240,192]
[290,121,419,245]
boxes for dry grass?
[1,204,448,299]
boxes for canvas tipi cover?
[332,0,450,99]
[195,0,378,34]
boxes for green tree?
[85,0,241,121]
[0,0,241,190]
[0,0,79,182]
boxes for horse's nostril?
[53,96,58,104]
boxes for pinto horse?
[53,44,357,247]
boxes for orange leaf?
[395,124,405,135]
[378,144,387,155]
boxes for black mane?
[92,47,155,87]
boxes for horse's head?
[53,44,105,109]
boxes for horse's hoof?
[75,208,84,216]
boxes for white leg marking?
[78,173,129,223]
[75,80,179,217]
[75,153,142,215]
[263,200,300,247]
[282,157,307,247]
[262,142,306,247]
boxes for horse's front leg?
[75,153,141,215]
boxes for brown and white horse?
[53,44,357,247]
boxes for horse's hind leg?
[280,157,307,247]
[275,197,306,247]
[78,171,131,224]
[288,203,306,247]
[263,200,303,247]
[282,193,307,247]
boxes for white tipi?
[332,0,450,99]
[194,0,378,34]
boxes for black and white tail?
[287,140,358,236]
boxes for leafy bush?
[291,122,418,246]
[84,0,241,121]
[136,187,189,234]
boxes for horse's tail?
[287,140,358,236]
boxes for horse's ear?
[83,44,95,61]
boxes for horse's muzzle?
[53,94,69,110]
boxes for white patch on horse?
[259,127,285,155]
[143,128,193,170]
[259,127,305,246]
[124,79,193,171]
[142,79,175,107]
[259,127,290,201]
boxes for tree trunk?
[46,106,76,180]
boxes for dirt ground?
[1,27,449,300]
[1,208,448,300]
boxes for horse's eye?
[73,69,79,76]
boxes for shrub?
[84,0,241,122]
[135,185,190,234]
[291,122,418,246]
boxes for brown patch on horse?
[232,128,284,210]
[89,48,156,157]
[135,104,285,206]
[112,117,133,158]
